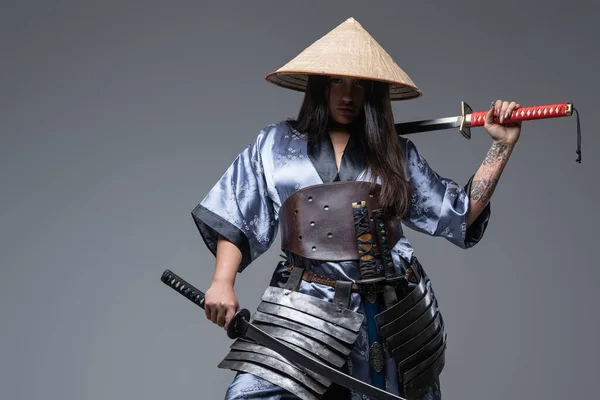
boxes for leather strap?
[333,281,353,309]
[284,265,304,291]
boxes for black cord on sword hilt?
[573,106,581,163]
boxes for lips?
[337,107,355,115]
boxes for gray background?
[1,1,598,399]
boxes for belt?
[287,265,406,295]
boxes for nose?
[341,83,354,103]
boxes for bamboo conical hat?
[265,17,422,101]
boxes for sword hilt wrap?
[161,269,206,308]
[160,269,252,340]
[468,102,572,127]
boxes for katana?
[395,101,582,163]
[160,269,406,400]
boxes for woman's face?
[325,75,367,125]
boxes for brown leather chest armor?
[279,181,401,261]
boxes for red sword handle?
[467,103,573,127]
[458,101,581,163]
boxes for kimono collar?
[307,129,366,183]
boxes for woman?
[192,18,521,400]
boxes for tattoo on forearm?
[483,142,510,165]
[471,178,498,203]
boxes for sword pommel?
[566,103,573,116]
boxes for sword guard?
[459,101,473,140]
[227,308,251,339]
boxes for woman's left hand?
[485,100,522,145]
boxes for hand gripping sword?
[394,101,582,163]
[160,269,407,400]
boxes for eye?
[354,79,365,87]
[330,77,343,84]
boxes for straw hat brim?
[265,70,423,101]
[264,17,423,101]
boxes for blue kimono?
[192,121,491,400]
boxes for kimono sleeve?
[191,130,278,272]
[401,138,491,249]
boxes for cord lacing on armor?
[352,201,378,279]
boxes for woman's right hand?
[204,281,239,330]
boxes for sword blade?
[395,116,461,134]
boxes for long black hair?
[288,74,411,219]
